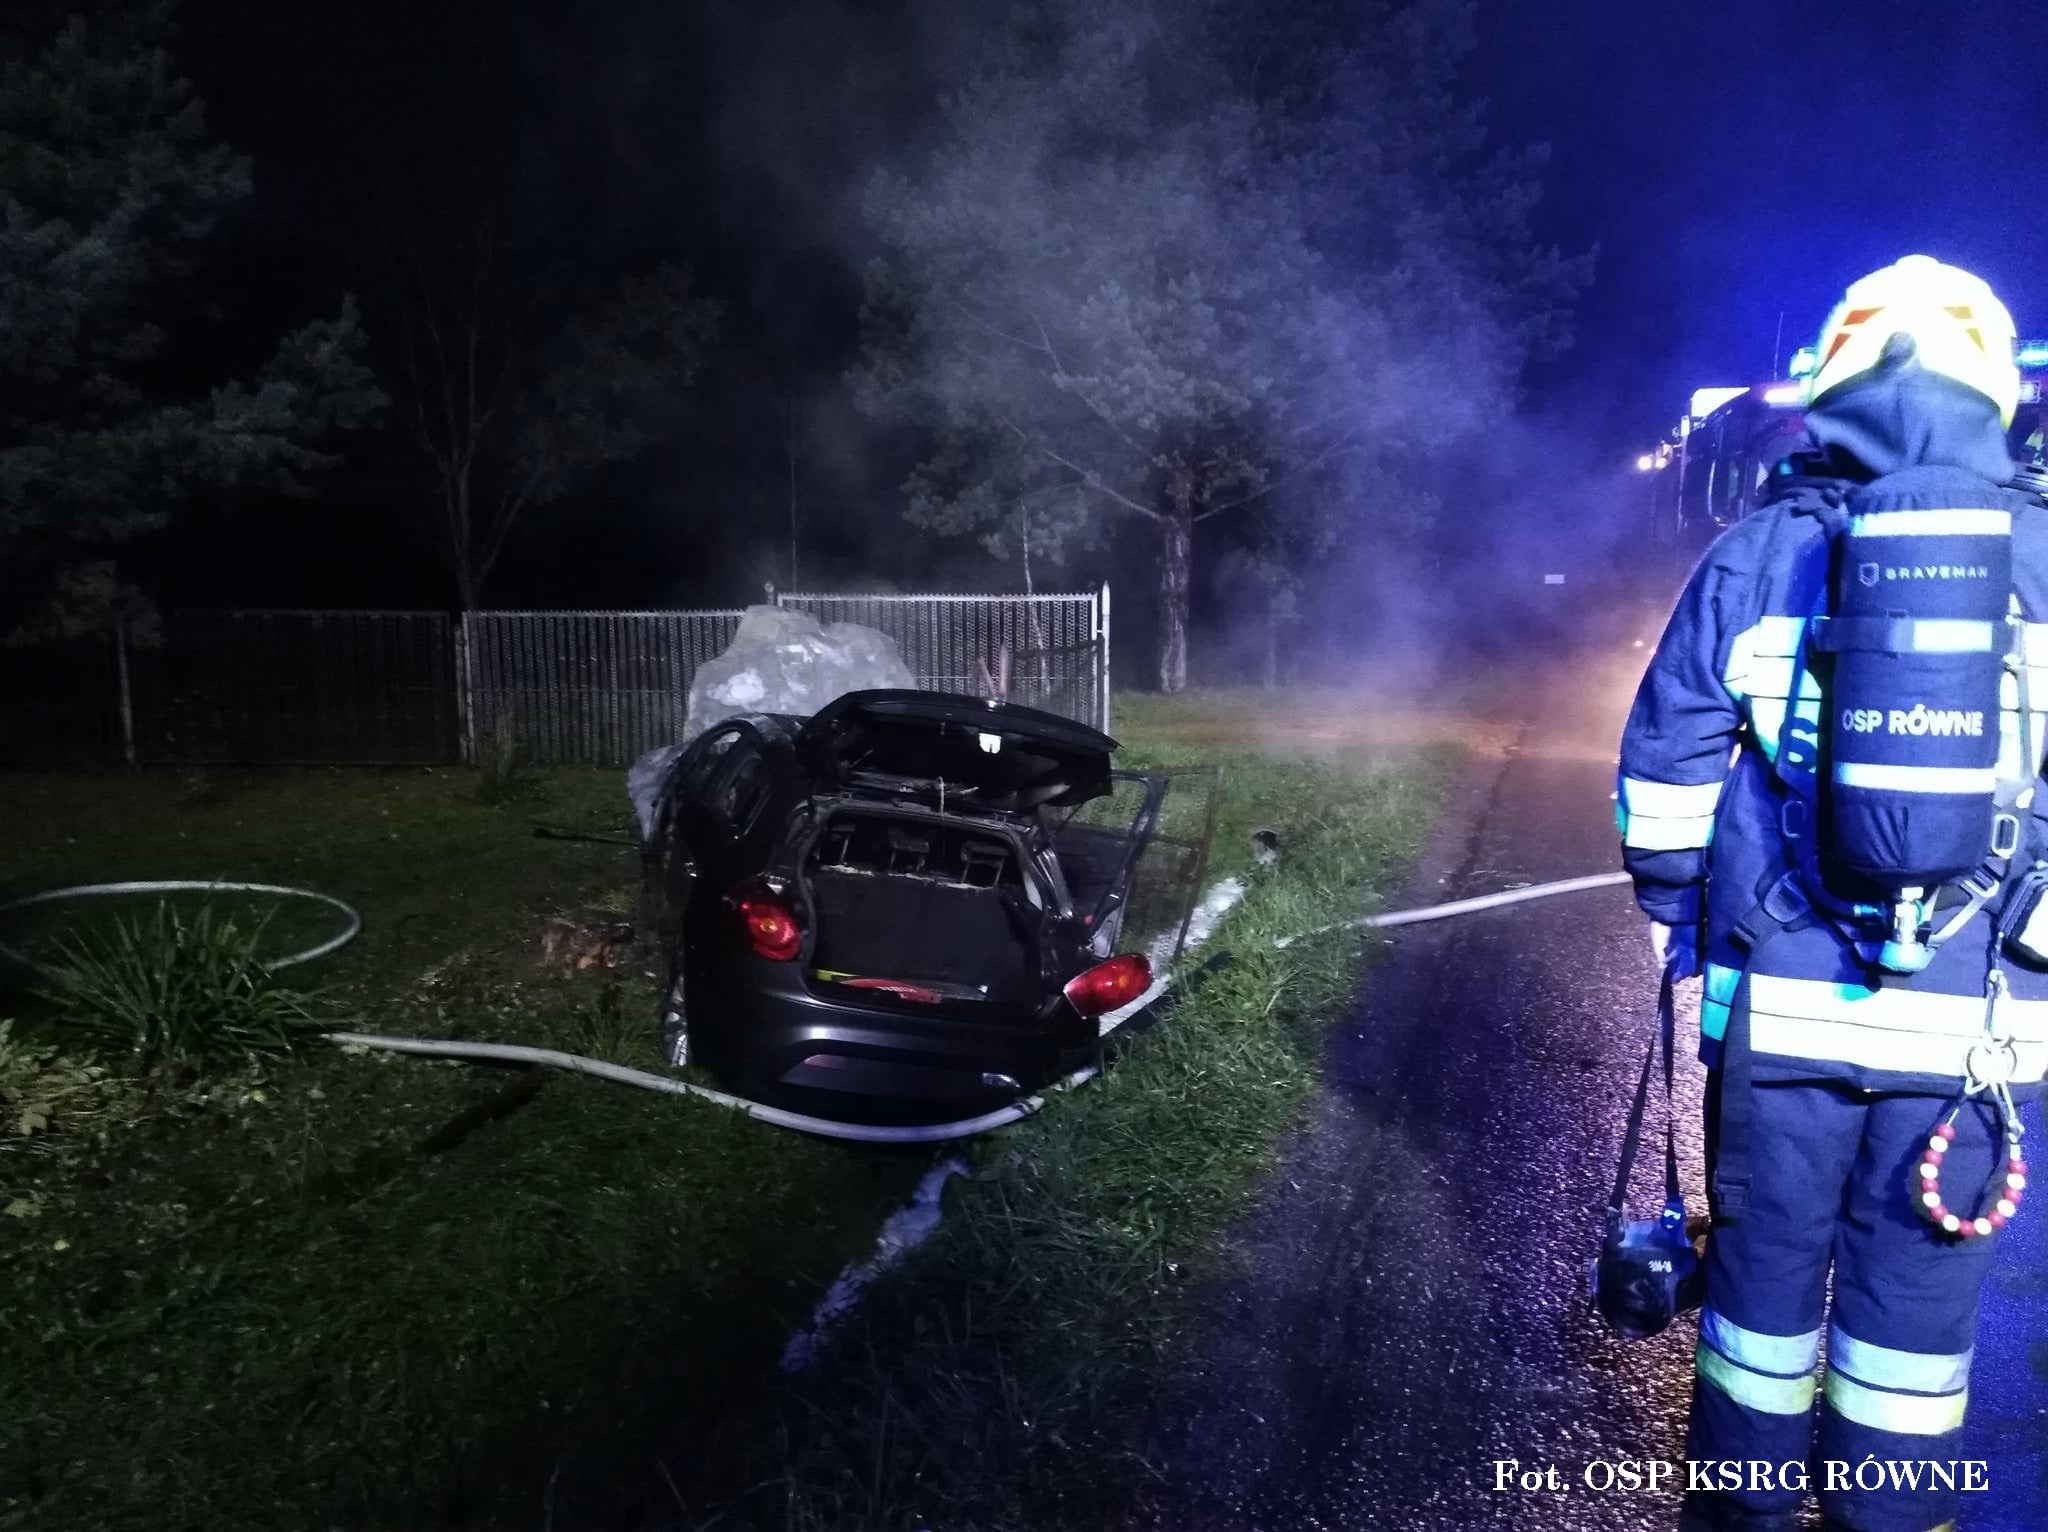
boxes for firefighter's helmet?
[1807,255,2021,426]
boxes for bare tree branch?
[993,411,1162,523]
[374,222,720,607]
[1193,420,1366,523]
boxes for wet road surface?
[1131,639,2048,1532]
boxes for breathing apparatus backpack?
[1802,478,2035,972]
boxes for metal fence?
[0,589,1110,768]
[0,631,125,766]
[0,611,458,767]
[463,610,744,768]
[146,611,459,765]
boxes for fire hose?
[0,871,1632,1146]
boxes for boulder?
[683,604,915,742]
[626,605,918,843]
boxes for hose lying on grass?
[0,880,362,969]
[1278,870,1632,946]
[0,871,1632,1144]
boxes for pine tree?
[0,4,383,640]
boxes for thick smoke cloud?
[693,0,1603,682]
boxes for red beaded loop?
[1911,1109,2024,1240]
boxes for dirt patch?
[536,911,637,971]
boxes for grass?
[696,695,1458,1529]
[0,767,925,1531]
[28,902,330,1063]
[0,694,1456,1530]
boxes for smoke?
[665,0,1606,677]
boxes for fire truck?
[1648,342,2048,550]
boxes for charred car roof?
[796,690,1117,812]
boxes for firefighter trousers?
[1683,1077,2004,1532]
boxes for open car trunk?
[801,810,1048,1005]
[797,690,1115,812]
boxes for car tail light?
[730,879,802,961]
[1063,954,1152,1018]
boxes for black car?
[639,690,1169,1123]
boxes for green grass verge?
[0,700,1453,1531]
[705,702,1456,1530]
[0,766,924,1531]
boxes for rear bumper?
[687,958,1095,1124]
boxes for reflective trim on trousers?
[1697,1345,1818,1416]
[1696,1309,1821,1416]
[1701,1307,1822,1376]
[1823,1370,1969,1437]
[1829,1324,1973,1395]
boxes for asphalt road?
[1131,637,2048,1532]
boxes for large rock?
[626,606,917,843]
[685,603,916,743]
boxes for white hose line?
[324,872,1626,1143]
[0,880,363,970]
[1273,870,1631,949]
[2,869,1632,1145]
[0,875,1114,1145]
[325,946,1183,1146]
[324,1030,1101,1145]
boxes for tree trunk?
[1263,598,1279,690]
[447,468,481,612]
[1158,478,1193,693]
[786,382,800,588]
[1020,500,1054,699]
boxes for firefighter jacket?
[1620,381,2048,1095]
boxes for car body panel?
[641,690,1166,1123]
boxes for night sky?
[103,0,2048,620]
[1474,0,2048,454]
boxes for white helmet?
[1807,255,2021,426]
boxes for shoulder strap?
[1608,965,1682,1222]
[1762,481,1846,808]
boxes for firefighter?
[1619,255,2048,1532]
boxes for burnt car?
[639,690,1168,1123]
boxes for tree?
[855,0,1583,689]
[381,220,722,610]
[0,5,383,641]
